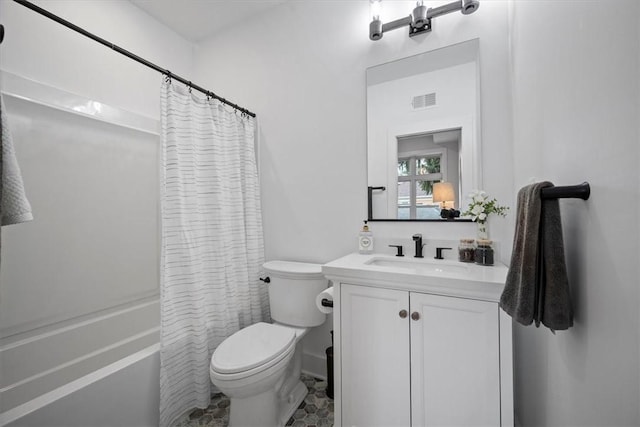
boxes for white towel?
[1,94,33,226]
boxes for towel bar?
[540,182,590,200]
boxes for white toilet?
[209,260,328,427]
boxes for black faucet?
[412,234,424,258]
[434,247,452,260]
[389,245,404,257]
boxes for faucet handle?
[434,247,452,260]
[389,244,404,257]
[412,234,424,258]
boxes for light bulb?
[370,0,382,21]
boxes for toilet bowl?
[209,261,328,427]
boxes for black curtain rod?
[541,182,590,200]
[11,0,256,118]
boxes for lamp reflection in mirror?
[433,181,455,209]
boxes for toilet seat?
[210,322,296,378]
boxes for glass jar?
[458,239,476,263]
[475,239,494,266]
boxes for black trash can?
[326,330,334,399]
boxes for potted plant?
[462,190,508,239]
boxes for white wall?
[0,0,193,119]
[0,0,192,422]
[193,0,514,368]
[509,0,640,425]
[194,1,513,260]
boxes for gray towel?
[1,94,33,226]
[500,182,573,331]
[0,92,3,270]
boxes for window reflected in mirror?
[395,130,459,219]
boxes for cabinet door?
[410,293,500,426]
[341,284,411,427]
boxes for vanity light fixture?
[369,0,480,41]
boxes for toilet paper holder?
[321,298,333,308]
[316,288,334,314]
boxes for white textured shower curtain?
[159,81,269,427]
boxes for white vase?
[477,221,489,240]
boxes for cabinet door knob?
[399,309,408,319]
[411,311,420,321]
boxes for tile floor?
[175,374,333,427]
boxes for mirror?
[366,39,481,221]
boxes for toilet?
[209,260,328,427]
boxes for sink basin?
[365,257,469,274]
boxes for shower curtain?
[159,80,269,427]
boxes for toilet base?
[228,387,279,427]
[278,380,308,426]
[226,379,307,427]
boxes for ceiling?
[130,0,287,43]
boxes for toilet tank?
[263,260,328,327]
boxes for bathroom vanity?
[322,253,513,427]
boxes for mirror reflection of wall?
[367,39,481,221]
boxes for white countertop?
[322,252,509,302]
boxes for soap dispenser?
[358,220,374,254]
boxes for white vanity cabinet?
[323,253,513,427]
[340,285,411,427]
[409,291,501,426]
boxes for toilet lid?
[211,322,296,374]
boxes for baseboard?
[302,350,327,381]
